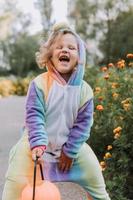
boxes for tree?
[0,0,37,75]
[0,0,17,71]
[0,0,32,38]
[34,0,53,39]
[68,0,133,65]
[100,9,133,63]
[4,33,39,76]
[68,0,96,40]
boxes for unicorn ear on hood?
[51,22,71,33]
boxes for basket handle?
[32,156,44,200]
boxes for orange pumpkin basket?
[20,157,61,200]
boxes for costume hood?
[47,27,86,86]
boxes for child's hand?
[58,150,74,172]
[31,147,44,163]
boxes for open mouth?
[59,55,70,62]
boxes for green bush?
[85,56,133,199]
[0,78,16,97]
[13,77,33,96]
[0,75,34,97]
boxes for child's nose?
[62,47,68,53]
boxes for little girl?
[2,23,110,200]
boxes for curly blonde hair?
[36,22,78,69]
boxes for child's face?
[51,33,79,75]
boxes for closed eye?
[56,46,62,49]
[69,46,77,50]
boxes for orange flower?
[123,103,131,111]
[114,133,121,139]
[100,161,106,167]
[128,62,133,67]
[113,126,122,134]
[100,161,106,171]
[107,145,113,151]
[105,152,112,159]
[121,98,131,104]
[96,105,104,111]
[126,53,133,59]
[117,60,125,69]
[95,87,101,93]
[121,98,131,111]
[104,74,109,80]
[111,82,119,89]
[98,96,104,101]
[101,66,108,72]
[112,92,119,100]
[108,63,114,68]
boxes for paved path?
[0,96,87,199]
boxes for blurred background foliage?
[0,0,133,75]
[0,0,133,199]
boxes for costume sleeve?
[63,83,94,158]
[25,80,48,150]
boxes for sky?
[17,0,68,33]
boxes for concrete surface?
[0,96,87,200]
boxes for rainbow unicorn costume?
[2,31,110,200]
